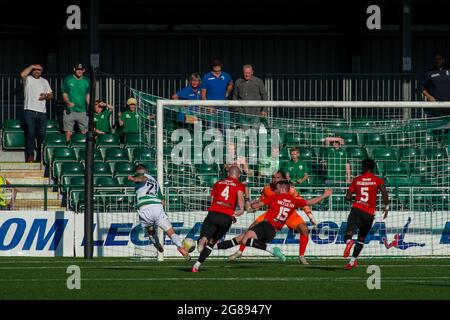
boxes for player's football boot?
[273,247,287,262]
[298,256,309,265]
[191,267,199,273]
[344,260,358,271]
[153,242,164,253]
[228,250,242,261]
[178,247,191,261]
[343,239,354,258]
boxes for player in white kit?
[128,164,191,260]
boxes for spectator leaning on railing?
[232,64,268,130]
[20,64,53,163]
[62,63,90,141]
[323,137,352,186]
[94,100,114,134]
[420,51,450,116]
[172,73,202,123]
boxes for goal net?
[128,89,450,259]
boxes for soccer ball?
[182,238,196,253]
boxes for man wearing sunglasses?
[20,64,53,163]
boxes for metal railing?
[0,73,424,125]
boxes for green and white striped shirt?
[135,174,164,208]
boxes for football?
[182,238,196,253]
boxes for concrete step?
[7,177,50,185]
[15,190,60,200]
[0,170,45,178]
[0,162,43,171]
[13,199,63,208]
[0,151,26,163]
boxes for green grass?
[0,257,450,299]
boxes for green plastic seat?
[298,147,317,161]
[195,164,219,174]
[124,133,148,148]
[93,162,113,176]
[132,147,155,163]
[371,148,397,162]
[362,133,386,147]
[52,148,76,165]
[46,119,60,133]
[70,133,86,147]
[308,133,328,146]
[69,191,85,211]
[385,176,420,187]
[77,148,104,162]
[198,175,219,187]
[279,148,290,161]
[423,148,448,160]
[97,133,121,148]
[116,176,136,187]
[398,147,420,159]
[63,176,85,195]
[113,162,135,176]
[2,119,22,131]
[44,134,68,163]
[105,148,129,162]
[2,131,25,150]
[60,162,84,178]
[382,162,408,177]
[346,147,368,159]
[338,132,359,146]
[284,132,307,147]
[94,176,119,187]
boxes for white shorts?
[138,204,172,232]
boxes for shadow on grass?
[305,266,342,272]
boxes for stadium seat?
[132,147,156,163]
[53,160,80,181]
[198,175,219,187]
[113,162,135,176]
[2,119,22,131]
[382,162,408,177]
[69,191,85,211]
[308,132,329,146]
[279,148,291,161]
[195,163,220,175]
[104,148,129,162]
[94,176,119,187]
[124,133,148,148]
[44,134,67,163]
[423,148,448,160]
[371,148,397,162]
[2,131,25,150]
[45,119,60,133]
[63,176,85,195]
[60,162,84,179]
[346,147,368,159]
[362,133,386,147]
[385,176,420,187]
[397,147,420,159]
[52,148,77,165]
[116,176,136,187]
[70,133,86,147]
[284,132,307,147]
[97,133,121,148]
[298,147,317,161]
[338,132,359,146]
[77,148,104,162]
[93,162,113,176]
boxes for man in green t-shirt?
[61,63,90,141]
[94,100,113,134]
[118,98,139,134]
[323,137,351,186]
[281,147,309,186]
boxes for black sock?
[245,238,267,251]
[352,241,364,258]
[217,238,237,250]
[198,245,213,263]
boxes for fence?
[0,73,424,125]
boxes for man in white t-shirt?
[20,64,53,163]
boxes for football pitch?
[0,257,450,300]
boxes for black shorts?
[249,220,277,243]
[200,211,234,242]
[345,207,375,240]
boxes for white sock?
[349,257,356,265]
[193,261,201,270]
[170,233,182,247]
[265,244,274,254]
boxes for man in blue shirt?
[201,59,233,131]
[172,73,202,120]
[420,51,450,116]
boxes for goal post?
[130,94,450,260]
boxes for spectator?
[62,63,90,141]
[94,100,114,134]
[118,98,139,136]
[323,137,351,186]
[172,73,202,123]
[232,64,268,130]
[281,147,309,186]
[420,51,450,116]
[20,64,53,163]
[258,145,280,177]
[0,175,17,210]
[201,59,233,131]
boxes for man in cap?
[61,63,90,141]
